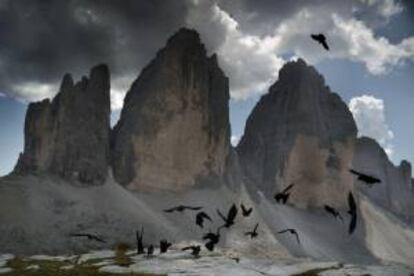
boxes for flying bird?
[163,205,203,213]
[146,245,154,257]
[347,192,357,234]
[203,228,221,251]
[349,169,381,186]
[196,211,213,228]
[70,233,105,243]
[217,204,238,228]
[311,33,329,50]
[182,245,201,258]
[277,228,300,245]
[324,205,343,222]
[240,203,253,217]
[159,239,172,253]
[136,227,145,254]
[274,184,294,204]
[245,223,259,239]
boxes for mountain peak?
[111,27,230,191]
[167,28,201,44]
[237,57,357,208]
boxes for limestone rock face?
[111,28,230,191]
[14,64,111,185]
[237,59,357,208]
[353,137,414,223]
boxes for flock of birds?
[69,167,381,260]
[68,33,383,260]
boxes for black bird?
[146,245,154,257]
[217,204,238,228]
[163,205,203,213]
[311,33,329,50]
[245,223,259,239]
[277,229,300,245]
[274,184,294,204]
[240,203,253,217]
[70,233,105,243]
[136,227,145,255]
[324,205,344,222]
[196,211,213,228]
[182,245,201,258]
[349,169,381,186]
[347,192,357,234]
[159,239,172,253]
[203,228,221,251]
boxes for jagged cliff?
[14,65,111,185]
[111,28,231,191]
[353,136,414,223]
[237,59,357,208]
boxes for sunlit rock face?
[14,64,111,185]
[237,59,357,208]
[111,28,231,191]
[353,136,414,223]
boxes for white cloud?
[231,135,240,146]
[349,95,394,156]
[110,74,135,110]
[357,0,403,19]
[331,14,413,75]
[187,3,284,99]
[186,1,414,100]
[12,82,58,103]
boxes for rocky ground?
[0,246,412,276]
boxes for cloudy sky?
[0,0,413,175]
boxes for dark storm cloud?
[0,0,189,99]
[0,0,410,104]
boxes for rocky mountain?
[3,28,414,270]
[237,59,357,208]
[14,64,111,185]
[353,136,414,224]
[111,28,231,191]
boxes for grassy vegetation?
[1,255,165,276]
[114,242,133,267]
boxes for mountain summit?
[111,28,231,191]
[237,59,357,208]
[14,64,111,185]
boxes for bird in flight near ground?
[196,211,213,228]
[277,228,300,245]
[159,239,172,253]
[136,227,145,254]
[70,233,105,243]
[349,169,381,186]
[347,192,357,234]
[203,228,221,251]
[240,203,253,217]
[163,205,203,213]
[274,183,294,204]
[245,223,259,239]
[311,33,329,50]
[324,205,343,222]
[182,245,201,258]
[146,245,154,257]
[217,204,238,228]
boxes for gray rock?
[237,59,357,208]
[353,136,414,224]
[14,64,111,185]
[111,28,230,191]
